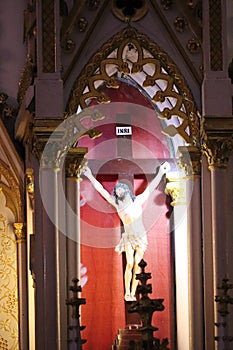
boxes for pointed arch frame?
[66,26,200,148]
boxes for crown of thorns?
[113,182,136,203]
[114,182,130,191]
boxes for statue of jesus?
[83,162,170,301]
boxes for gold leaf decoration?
[0,214,19,349]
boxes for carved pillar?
[33,140,65,350]
[37,163,60,350]
[178,146,204,350]
[13,223,29,350]
[201,117,233,350]
[65,147,87,283]
[65,147,87,347]
[165,170,189,350]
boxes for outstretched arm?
[136,162,170,204]
[83,167,116,206]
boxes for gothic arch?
[66,26,200,149]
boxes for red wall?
[78,81,173,349]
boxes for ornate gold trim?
[32,118,64,164]
[0,214,19,349]
[165,176,186,206]
[177,145,201,177]
[13,223,26,243]
[201,115,233,170]
[65,147,88,180]
[202,138,233,170]
[0,118,24,180]
[0,159,23,222]
[67,27,200,147]
[32,108,104,162]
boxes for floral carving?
[0,214,19,349]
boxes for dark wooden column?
[33,1,64,347]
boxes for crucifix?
[83,113,170,325]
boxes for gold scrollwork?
[165,178,186,206]
[202,138,233,170]
[32,108,104,162]
[65,147,88,180]
[13,223,26,243]
[0,159,23,222]
[40,140,69,170]
[0,214,19,349]
[177,145,201,177]
[201,115,233,170]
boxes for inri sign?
[116,126,132,136]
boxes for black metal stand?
[66,278,86,350]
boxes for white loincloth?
[115,232,148,254]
